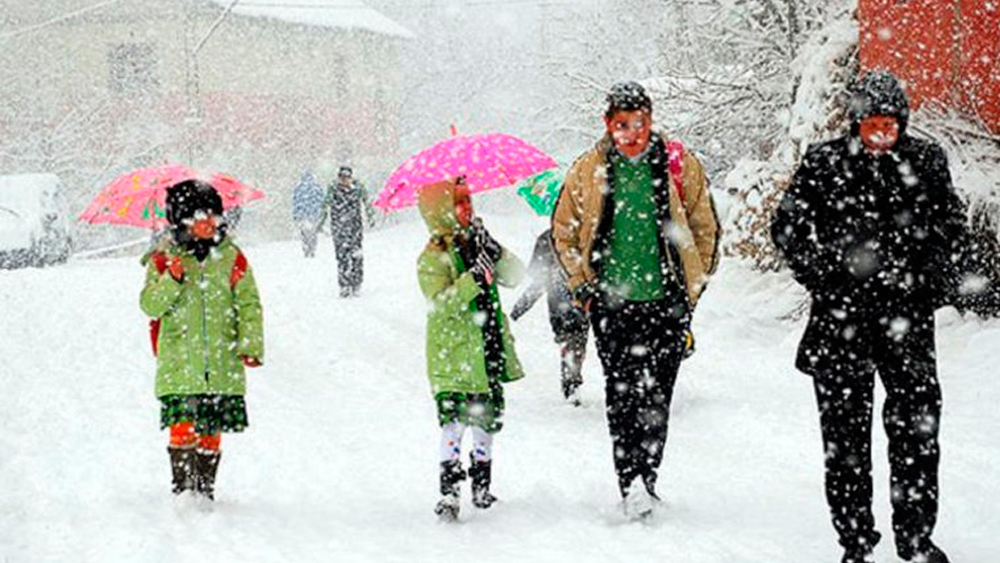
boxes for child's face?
[605,109,652,158]
[186,210,218,240]
[455,197,473,228]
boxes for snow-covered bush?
[912,112,1000,316]
[719,2,859,268]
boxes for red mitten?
[168,256,184,282]
[241,356,262,368]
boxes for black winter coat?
[774,135,969,301]
[772,133,971,374]
[326,182,365,244]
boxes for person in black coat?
[510,229,589,403]
[771,70,972,563]
[322,166,365,297]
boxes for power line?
[238,0,572,8]
[0,0,125,40]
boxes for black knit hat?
[605,81,652,119]
[165,179,223,227]
[848,70,910,136]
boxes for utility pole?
[183,0,240,165]
[183,1,202,164]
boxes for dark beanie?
[165,179,227,257]
[848,70,910,136]
[605,81,652,118]
[166,179,223,227]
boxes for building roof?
[210,0,414,39]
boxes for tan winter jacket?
[551,134,719,306]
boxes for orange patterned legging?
[169,421,221,451]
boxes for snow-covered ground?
[1,213,997,563]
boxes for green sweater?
[602,155,666,302]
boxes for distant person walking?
[323,166,365,297]
[510,228,589,404]
[292,170,324,258]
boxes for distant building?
[858,0,1000,134]
[0,0,411,244]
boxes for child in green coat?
[140,180,264,501]
[416,178,525,521]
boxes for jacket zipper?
[199,264,210,385]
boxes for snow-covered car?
[0,174,73,268]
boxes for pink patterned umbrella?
[79,165,265,229]
[375,133,558,210]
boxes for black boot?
[842,533,880,563]
[434,460,465,522]
[841,548,875,563]
[468,454,497,509]
[168,446,196,495]
[194,450,221,501]
[561,376,582,404]
[642,473,661,502]
[900,540,949,563]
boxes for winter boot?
[840,547,875,563]
[622,479,654,521]
[561,376,582,405]
[434,460,465,522]
[468,454,497,509]
[194,450,221,501]
[168,446,196,495]
[842,534,880,563]
[900,540,950,563]
[642,473,662,503]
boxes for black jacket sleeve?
[921,143,977,305]
[771,144,843,294]
[510,234,550,320]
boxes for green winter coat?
[140,239,264,398]
[416,181,526,398]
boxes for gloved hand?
[168,256,184,282]
[241,356,262,368]
[509,305,525,321]
[472,218,503,263]
[572,283,596,313]
[468,253,495,289]
[682,329,696,360]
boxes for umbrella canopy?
[375,133,557,210]
[79,165,264,229]
[516,169,564,216]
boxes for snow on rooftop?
[210,0,414,39]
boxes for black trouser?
[333,235,363,293]
[591,297,686,497]
[811,303,941,556]
[556,329,587,397]
[297,222,318,257]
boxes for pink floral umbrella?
[79,164,265,229]
[375,133,558,210]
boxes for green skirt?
[435,382,505,434]
[159,394,248,435]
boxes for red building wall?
[858,0,1000,134]
[956,0,1000,130]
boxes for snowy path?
[1,215,997,563]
